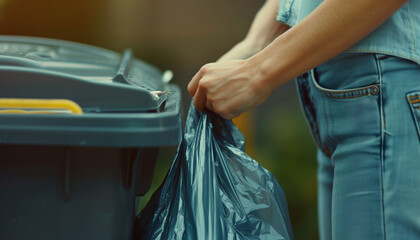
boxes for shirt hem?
[344,48,420,65]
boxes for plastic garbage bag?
[134,104,294,240]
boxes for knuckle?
[200,63,214,74]
[197,83,205,92]
[200,65,209,74]
[199,80,210,91]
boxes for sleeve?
[276,0,295,25]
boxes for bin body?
[0,36,181,240]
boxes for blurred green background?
[0,0,318,238]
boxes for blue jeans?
[296,53,420,240]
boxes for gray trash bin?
[0,36,182,240]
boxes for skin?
[188,0,410,119]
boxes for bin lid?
[0,36,181,147]
[0,36,168,112]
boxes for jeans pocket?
[310,69,381,100]
[407,92,420,140]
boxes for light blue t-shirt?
[277,0,420,64]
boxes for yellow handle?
[0,98,83,114]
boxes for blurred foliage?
[1,0,320,239]
[255,107,318,239]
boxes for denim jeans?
[296,53,420,240]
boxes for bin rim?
[0,85,182,147]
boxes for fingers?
[205,99,214,112]
[187,71,201,97]
[192,86,207,112]
[189,64,211,112]
[188,64,208,97]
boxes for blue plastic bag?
[135,104,294,240]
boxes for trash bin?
[0,36,182,240]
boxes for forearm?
[252,0,409,89]
[218,0,289,62]
[217,41,258,62]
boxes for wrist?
[217,40,255,62]
[247,49,283,93]
[249,31,304,91]
[241,36,267,56]
[244,54,277,97]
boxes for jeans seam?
[375,53,387,240]
[308,72,333,159]
[318,85,374,94]
[321,84,381,99]
[314,115,332,158]
[296,76,332,159]
[310,67,379,99]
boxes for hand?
[187,59,271,119]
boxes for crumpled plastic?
[134,103,294,240]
